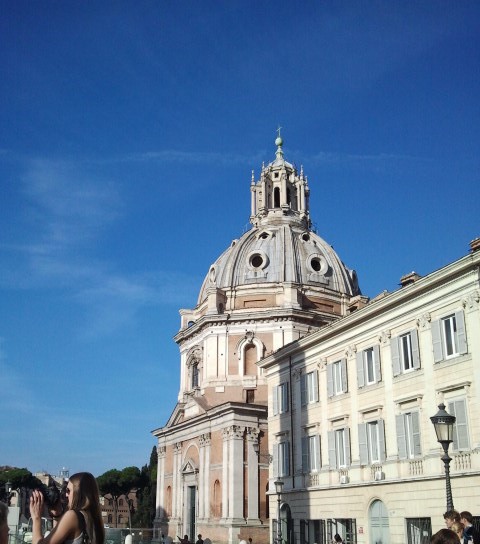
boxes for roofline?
[258,249,480,369]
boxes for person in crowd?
[332,535,344,544]
[431,529,462,544]
[178,535,190,544]
[0,502,9,544]
[195,535,203,544]
[460,511,480,544]
[30,472,105,544]
[450,522,464,542]
[445,511,462,529]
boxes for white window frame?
[328,428,351,469]
[302,434,321,472]
[273,382,289,415]
[301,370,319,406]
[274,440,291,477]
[327,359,348,397]
[396,411,421,459]
[392,329,420,376]
[432,311,468,363]
[358,420,386,465]
[356,346,381,388]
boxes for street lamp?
[274,479,284,544]
[253,442,273,464]
[430,403,456,511]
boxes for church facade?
[151,137,361,544]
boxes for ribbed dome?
[198,222,360,306]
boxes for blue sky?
[1,2,479,477]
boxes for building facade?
[259,239,480,544]
[152,137,361,544]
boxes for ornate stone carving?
[462,290,480,309]
[292,368,302,380]
[246,427,260,441]
[157,445,166,458]
[345,344,357,358]
[416,312,431,329]
[199,433,211,447]
[174,442,183,453]
[378,330,391,344]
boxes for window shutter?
[302,436,309,472]
[345,428,351,466]
[449,399,469,450]
[412,411,422,456]
[396,415,407,459]
[300,374,307,407]
[314,434,321,470]
[273,443,279,477]
[328,431,337,469]
[356,351,365,388]
[378,419,386,462]
[327,364,334,397]
[283,382,289,413]
[431,319,444,362]
[341,359,348,393]
[273,385,278,416]
[374,344,381,383]
[391,337,401,376]
[312,370,319,402]
[455,310,468,355]
[285,441,291,476]
[411,329,421,369]
[358,423,368,465]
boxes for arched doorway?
[280,503,293,544]
[369,499,389,544]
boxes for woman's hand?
[30,490,45,520]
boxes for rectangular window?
[327,519,357,544]
[432,311,468,362]
[448,398,470,450]
[302,435,321,472]
[327,359,347,397]
[365,348,375,384]
[333,361,344,394]
[406,518,432,544]
[392,330,420,376]
[277,441,290,477]
[357,346,381,387]
[273,382,289,415]
[396,412,421,459]
[301,370,319,406]
[328,428,351,469]
[400,333,414,371]
[359,420,386,465]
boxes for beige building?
[152,137,361,544]
[259,239,480,544]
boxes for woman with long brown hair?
[30,472,105,544]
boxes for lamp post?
[253,442,273,464]
[274,479,284,544]
[430,403,456,511]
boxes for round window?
[251,254,264,268]
[311,257,321,271]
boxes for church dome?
[196,137,360,314]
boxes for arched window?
[119,499,124,506]
[118,514,123,525]
[274,187,281,207]
[192,363,199,388]
[108,514,113,524]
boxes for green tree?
[132,447,157,528]
[97,467,141,528]
[0,468,43,501]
